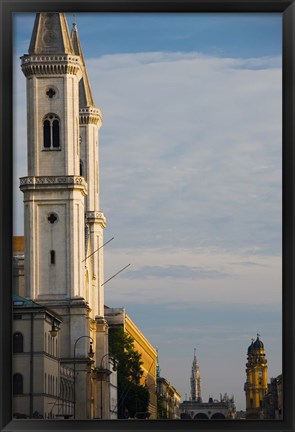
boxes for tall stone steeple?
[190,348,202,402]
[71,21,106,319]
[20,13,109,419]
[20,13,85,302]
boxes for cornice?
[20,175,87,195]
[125,314,157,360]
[79,107,102,126]
[21,54,83,78]
[86,211,106,227]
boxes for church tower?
[244,334,268,419]
[190,348,202,402]
[20,13,108,419]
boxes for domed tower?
[244,334,268,419]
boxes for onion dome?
[247,338,254,353]
[253,334,264,349]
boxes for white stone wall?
[26,75,80,177]
[22,185,86,301]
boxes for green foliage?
[157,394,168,419]
[109,327,150,418]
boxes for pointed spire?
[156,347,161,378]
[190,347,202,402]
[29,13,74,55]
[70,20,95,108]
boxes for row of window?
[13,373,62,397]
[13,332,58,357]
[45,373,58,396]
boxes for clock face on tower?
[258,371,263,377]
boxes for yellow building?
[244,334,268,419]
[104,307,157,418]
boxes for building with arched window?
[13,294,65,419]
[14,12,115,420]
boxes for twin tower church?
[15,12,110,419]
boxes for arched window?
[13,373,23,395]
[13,332,23,353]
[80,160,83,176]
[43,114,60,149]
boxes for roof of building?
[13,294,41,308]
[248,334,264,353]
[13,294,62,321]
[28,13,74,55]
[253,335,264,349]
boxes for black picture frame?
[1,0,294,431]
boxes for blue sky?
[13,12,282,411]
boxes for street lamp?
[99,353,118,419]
[49,320,59,338]
[73,336,94,419]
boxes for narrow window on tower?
[50,250,55,265]
[43,114,60,149]
[80,160,83,176]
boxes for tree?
[109,327,150,418]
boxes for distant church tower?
[20,13,109,419]
[244,334,268,419]
[190,348,202,402]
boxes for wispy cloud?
[120,264,231,280]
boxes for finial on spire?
[73,13,77,27]
[257,333,260,339]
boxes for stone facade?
[180,396,236,420]
[157,377,181,419]
[13,295,66,419]
[14,12,115,419]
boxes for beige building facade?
[157,377,181,419]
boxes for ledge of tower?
[28,13,74,55]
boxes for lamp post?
[99,353,117,419]
[73,336,94,419]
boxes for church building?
[244,334,268,419]
[180,349,236,420]
[14,12,115,419]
